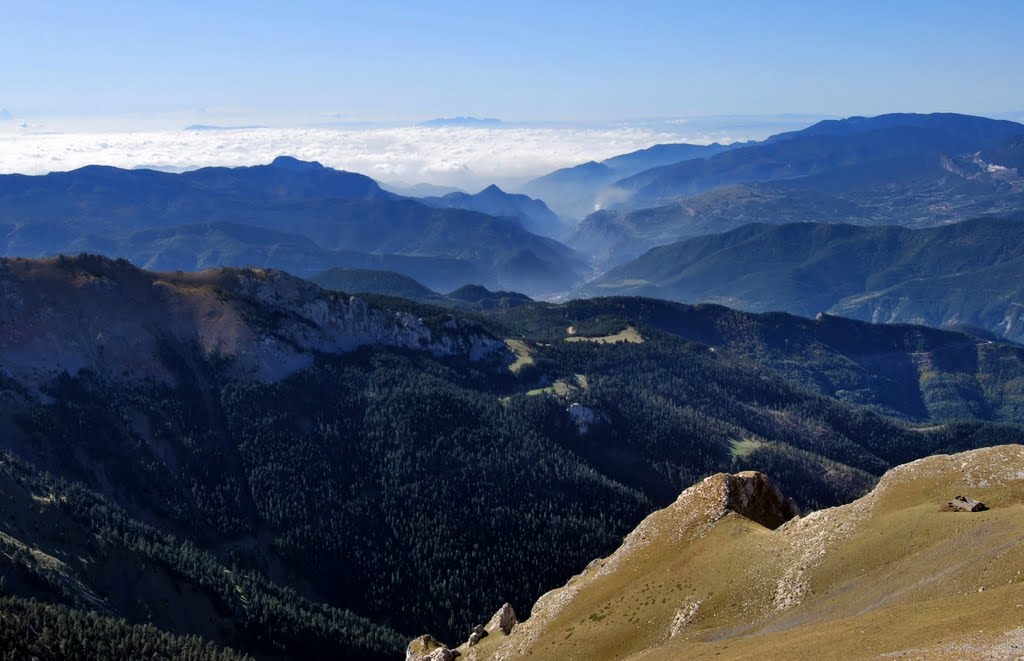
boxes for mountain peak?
[269,155,325,170]
[479,183,505,195]
[479,444,1024,660]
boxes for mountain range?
[0,156,584,295]
[519,141,742,219]
[579,217,1024,343]
[7,112,1024,660]
[558,113,1024,266]
[2,255,1021,658]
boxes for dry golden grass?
[485,445,1024,660]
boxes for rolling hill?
[578,218,1024,343]
[311,267,534,311]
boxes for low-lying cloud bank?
[0,125,729,190]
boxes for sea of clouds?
[0,125,735,190]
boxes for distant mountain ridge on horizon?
[560,112,1024,266]
[0,155,585,296]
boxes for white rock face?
[0,258,510,387]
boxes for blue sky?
[2,0,1023,126]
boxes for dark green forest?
[2,294,1022,659]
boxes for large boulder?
[485,602,518,635]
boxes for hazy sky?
[3,0,1023,126]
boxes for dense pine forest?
[2,273,1022,658]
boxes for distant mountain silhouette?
[0,157,585,295]
[420,184,567,237]
[616,114,1024,205]
[183,124,266,131]
[521,142,741,218]
[312,267,533,310]
[419,116,502,127]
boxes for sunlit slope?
[483,445,1024,660]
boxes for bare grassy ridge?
[487,445,1024,660]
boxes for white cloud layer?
[0,126,725,190]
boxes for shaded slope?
[580,218,1024,343]
[484,295,1024,423]
[1,255,1022,653]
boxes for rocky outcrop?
[467,625,488,646]
[567,403,601,434]
[719,471,801,530]
[406,634,459,661]
[0,256,510,387]
[409,603,518,660]
[485,603,518,635]
[480,445,1024,660]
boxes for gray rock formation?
[406,634,459,661]
[719,471,801,530]
[467,624,488,646]
[485,602,518,635]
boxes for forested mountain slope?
[579,218,1024,343]
[0,158,584,295]
[0,255,1021,657]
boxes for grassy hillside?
[472,445,1024,660]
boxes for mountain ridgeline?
[579,218,1024,343]
[559,113,1024,266]
[419,184,568,238]
[5,112,1024,659]
[1,255,1024,658]
[434,445,1024,660]
[0,156,585,296]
